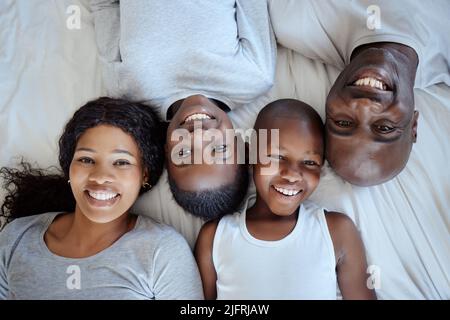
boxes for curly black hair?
[1,97,165,229]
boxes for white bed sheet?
[0,0,448,299]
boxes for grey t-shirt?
[0,213,204,300]
[90,0,277,120]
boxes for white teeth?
[184,113,212,123]
[88,191,118,201]
[354,77,386,90]
[274,186,300,197]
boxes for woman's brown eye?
[78,157,94,164]
[114,160,131,166]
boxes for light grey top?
[90,0,277,120]
[0,213,204,300]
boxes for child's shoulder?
[195,211,243,252]
[198,218,220,239]
[199,211,240,234]
[324,211,356,230]
[324,211,358,241]
[323,211,361,262]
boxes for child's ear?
[411,110,419,143]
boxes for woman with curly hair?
[0,97,203,300]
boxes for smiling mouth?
[273,186,303,197]
[181,113,215,125]
[86,191,120,201]
[352,76,390,91]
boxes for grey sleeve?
[0,225,11,299]
[152,231,204,300]
[90,0,121,63]
[235,0,276,82]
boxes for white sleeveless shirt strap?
[212,195,338,299]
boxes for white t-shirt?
[269,0,450,88]
[213,195,337,300]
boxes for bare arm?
[194,220,219,300]
[326,212,377,300]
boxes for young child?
[0,97,203,300]
[195,99,376,299]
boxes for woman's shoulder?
[1,213,57,236]
[133,214,190,248]
[0,213,58,251]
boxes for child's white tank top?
[213,195,337,299]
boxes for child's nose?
[280,164,303,183]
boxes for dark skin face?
[326,43,419,186]
[166,94,238,192]
[249,115,323,219]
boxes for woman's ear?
[143,168,149,184]
[412,110,419,143]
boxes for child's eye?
[178,148,191,158]
[114,160,131,166]
[268,154,283,160]
[78,157,94,164]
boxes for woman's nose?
[88,165,114,184]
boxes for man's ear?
[412,110,419,143]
